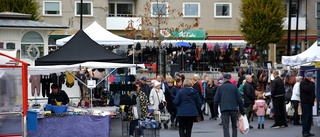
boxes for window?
[6,43,15,49]
[43,1,61,16]
[214,3,232,18]
[316,2,320,18]
[21,31,44,60]
[108,3,134,17]
[75,1,93,16]
[0,42,3,49]
[183,2,200,17]
[284,3,297,17]
[151,2,168,17]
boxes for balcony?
[106,14,141,30]
[283,17,306,30]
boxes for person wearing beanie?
[300,72,316,137]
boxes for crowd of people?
[124,70,316,137]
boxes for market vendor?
[47,84,70,105]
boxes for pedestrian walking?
[206,77,218,120]
[170,78,183,127]
[174,79,202,137]
[214,73,245,137]
[126,82,149,137]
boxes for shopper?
[214,73,245,137]
[127,82,148,137]
[291,76,303,125]
[243,75,255,129]
[174,79,202,137]
[206,77,218,120]
[300,72,316,137]
[149,81,166,128]
[270,70,287,128]
[139,76,151,98]
[170,78,182,127]
[191,74,204,121]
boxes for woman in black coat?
[206,77,218,120]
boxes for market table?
[28,115,110,137]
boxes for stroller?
[148,107,171,129]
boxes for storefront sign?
[160,30,206,40]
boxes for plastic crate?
[27,110,38,131]
[52,106,68,113]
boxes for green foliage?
[239,0,286,46]
[0,0,41,21]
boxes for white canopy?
[282,41,320,66]
[27,62,145,75]
[56,21,134,46]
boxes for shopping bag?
[205,103,209,115]
[287,105,294,117]
[238,115,249,134]
[132,106,139,120]
[298,103,302,115]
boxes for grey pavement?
[110,114,320,137]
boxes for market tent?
[282,41,320,66]
[35,29,129,66]
[29,61,145,75]
[56,21,134,46]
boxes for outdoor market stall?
[0,52,28,137]
[26,61,144,137]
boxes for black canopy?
[35,29,128,66]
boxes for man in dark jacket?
[243,75,255,129]
[139,77,151,98]
[270,70,287,128]
[214,73,245,137]
[300,72,316,137]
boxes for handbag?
[287,104,294,117]
[182,91,202,122]
[156,91,165,110]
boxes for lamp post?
[287,0,293,56]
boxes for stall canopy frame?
[0,52,28,137]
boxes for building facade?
[38,0,318,64]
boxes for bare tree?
[126,0,199,76]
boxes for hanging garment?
[58,72,66,89]
[207,43,213,51]
[93,69,103,79]
[65,71,75,88]
[195,48,202,61]
[135,42,141,50]
[29,75,41,97]
[40,75,52,97]
[202,43,207,50]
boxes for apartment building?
[38,0,318,64]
